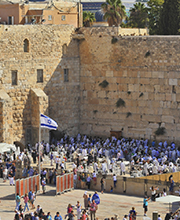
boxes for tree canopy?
[83,11,96,27]
[159,0,180,35]
[147,0,164,35]
[129,2,148,28]
[101,0,126,26]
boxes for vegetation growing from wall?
[111,37,118,44]
[116,98,125,107]
[126,112,132,118]
[139,92,144,97]
[99,80,109,88]
[145,51,150,58]
[155,127,166,136]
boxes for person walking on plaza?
[46,212,52,220]
[28,189,33,208]
[3,166,8,182]
[76,201,82,220]
[42,177,46,194]
[15,193,21,210]
[9,170,14,186]
[90,200,97,220]
[54,211,63,220]
[31,191,36,209]
[143,196,150,216]
[23,193,29,212]
[83,191,89,210]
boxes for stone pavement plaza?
[0,179,168,220]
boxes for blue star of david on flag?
[40,114,58,130]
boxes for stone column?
[30,88,49,144]
[0,90,13,143]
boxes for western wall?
[0,24,180,144]
[79,28,180,142]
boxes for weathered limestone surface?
[0,24,80,144]
[1,25,180,144]
[79,28,180,142]
[0,90,12,143]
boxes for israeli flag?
[40,114,58,130]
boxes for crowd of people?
[13,190,101,220]
[31,135,180,178]
[1,134,180,182]
[1,134,180,220]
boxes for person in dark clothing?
[11,164,16,177]
[77,156,80,167]
[0,163,3,178]
[32,151,37,164]
[14,210,20,220]
[165,212,173,220]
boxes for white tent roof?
[0,143,16,154]
[156,195,180,204]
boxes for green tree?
[147,0,164,35]
[136,0,148,2]
[101,0,126,27]
[129,2,148,28]
[83,11,96,27]
[159,0,180,35]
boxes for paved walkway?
[0,179,169,220]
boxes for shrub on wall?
[145,51,150,58]
[111,37,118,44]
[126,112,132,118]
[99,80,109,88]
[139,92,144,97]
[155,127,166,136]
[116,98,125,107]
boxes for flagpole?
[39,112,41,190]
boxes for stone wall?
[0,24,80,144]
[79,28,180,142]
[0,90,13,143]
[2,24,180,144]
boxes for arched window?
[24,39,29,52]
[62,44,67,55]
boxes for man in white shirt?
[120,160,126,175]
[55,156,60,169]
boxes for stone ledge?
[72,34,85,40]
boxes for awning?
[0,143,16,154]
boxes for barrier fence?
[56,173,74,195]
[15,174,40,197]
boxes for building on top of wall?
[0,0,83,27]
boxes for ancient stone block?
[169,79,177,86]
[162,115,174,123]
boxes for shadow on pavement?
[0,193,15,200]
[39,189,56,196]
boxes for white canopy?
[156,195,180,212]
[156,195,180,204]
[0,143,16,154]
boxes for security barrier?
[15,174,40,197]
[56,173,74,195]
